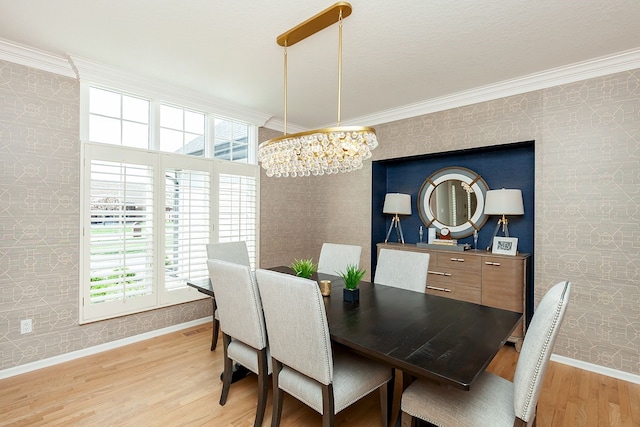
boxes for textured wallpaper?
[259,71,640,376]
[2,57,638,376]
[0,60,211,371]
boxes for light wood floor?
[1,323,639,426]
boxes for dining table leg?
[210,298,219,351]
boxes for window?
[216,162,258,268]
[160,105,206,155]
[81,85,259,323]
[164,166,210,293]
[89,87,149,148]
[213,117,250,163]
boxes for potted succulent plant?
[339,264,366,303]
[290,258,317,279]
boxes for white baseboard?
[0,317,211,380]
[3,321,638,386]
[551,353,640,385]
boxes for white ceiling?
[1,0,640,129]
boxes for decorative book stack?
[416,239,470,252]
[431,238,458,246]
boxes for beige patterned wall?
[259,70,640,375]
[2,56,637,376]
[0,60,211,371]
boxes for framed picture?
[492,237,518,256]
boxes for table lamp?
[383,193,412,244]
[484,188,524,250]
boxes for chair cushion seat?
[401,372,515,427]
[278,347,392,414]
[228,339,272,375]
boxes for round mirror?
[418,167,489,238]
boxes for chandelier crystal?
[258,2,378,178]
[258,126,378,178]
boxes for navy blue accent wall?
[371,141,535,321]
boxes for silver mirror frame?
[418,166,490,239]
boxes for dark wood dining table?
[190,267,521,390]
[189,266,522,425]
[269,266,522,391]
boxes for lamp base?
[384,215,405,244]
[486,217,510,251]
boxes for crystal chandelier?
[258,2,378,178]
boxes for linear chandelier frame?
[258,2,378,178]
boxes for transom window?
[89,87,149,148]
[160,105,205,155]
[87,87,252,162]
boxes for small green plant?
[339,264,366,290]
[290,258,317,279]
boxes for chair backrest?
[317,243,362,275]
[255,269,333,385]
[513,280,572,423]
[373,248,430,293]
[207,259,267,350]
[206,241,250,266]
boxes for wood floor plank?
[0,324,639,426]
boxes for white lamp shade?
[484,189,524,215]
[383,193,412,215]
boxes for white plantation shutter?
[82,145,157,321]
[81,145,259,322]
[216,161,259,268]
[163,166,210,292]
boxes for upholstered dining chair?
[205,241,251,350]
[317,242,362,275]
[207,259,271,427]
[400,280,572,427]
[373,248,430,293]
[255,268,393,427]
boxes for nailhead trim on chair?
[520,281,568,421]
[312,282,334,386]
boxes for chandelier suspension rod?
[283,43,288,135]
[337,10,343,126]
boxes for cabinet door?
[481,256,524,313]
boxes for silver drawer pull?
[450,257,465,262]
[428,270,452,277]
[427,285,452,292]
[484,261,501,266]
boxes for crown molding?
[0,37,76,78]
[341,48,640,127]
[3,36,639,128]
[0,38,271,126]
[69,56,271,126]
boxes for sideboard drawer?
[426,281,481,304]
[427,266,480,288]
[432,251,482,273]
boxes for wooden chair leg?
[219,334,233,405]
[271,359,284,427]
[379,381,389,427]
[321,383,335,427]
[400,410,415,427]
[254,348,269,427]
[210,299,219,351]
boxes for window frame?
[79,83,260,324]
